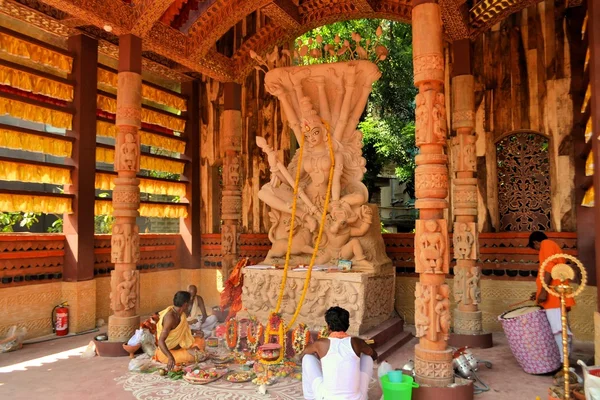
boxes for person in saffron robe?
[528,231,576,362]
[300,307,376,400]
[155,291,205,370]
[187,285,218,337]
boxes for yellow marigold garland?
[291,323,311,355]
[287,125,335,328]
[274,134,306,313]
[261,313,286,365]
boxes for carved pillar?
[221,82,242,283]
[412,1,454,387]
[450,40,483,337]
[108,35,142,342]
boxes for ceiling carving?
[0,0,557,83]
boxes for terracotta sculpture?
[254,60,391,273]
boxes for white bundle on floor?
[578,360,600,399]
[377,361,393,388]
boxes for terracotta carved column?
[108,35,142,342]
[412,1,454,387]
[450,40,484,338]
[221,82,242,283]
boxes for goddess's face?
[304,125,325,147]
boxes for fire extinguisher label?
[56,312,68,330]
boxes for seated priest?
[155,291,205,370]
[187,284,218,337]
[300,306,376,400]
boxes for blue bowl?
[388,370,404,383]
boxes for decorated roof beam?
[187,0,271,61]
[469,0,542,38]
[262,0,301,29]
[440,0,470,41]
[130,0,178,38]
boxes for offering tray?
[183,367,228,385]
[225,370,256,383]
[211,352,234,364]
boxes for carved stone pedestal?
[108,314,139,342]
[241,269,395,335]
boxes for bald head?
[188,285,197,297]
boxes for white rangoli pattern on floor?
[116,373,378,400]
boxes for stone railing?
[94,234,180,277]
[0,234,65,287]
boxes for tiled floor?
[0,327,593,400]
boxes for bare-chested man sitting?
[187,285,218,337]
[154,291,204,370]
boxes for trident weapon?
[539,254,587,400]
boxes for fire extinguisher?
[52,302,69,336]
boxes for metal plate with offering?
[211,352,234,364]
[183,367,228,385]
[225,370,256,383]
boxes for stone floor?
[0,327,594,400]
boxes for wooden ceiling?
[0,0,549,83]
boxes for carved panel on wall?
[496,132,551,231]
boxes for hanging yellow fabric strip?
[0,34,73,73]
[582,186,594,207]
[96,120,186,154]
[0,64,73,101]
[0,128,72,157]
[97,94,186,132]
[0,97,72,129]
[0,160,71,185]
[0,193,72,213]
[96,147,185,174]
[586,150,594,177]
[582,84,591,113]
[585,117,593,143]
[95,172,186,197]
[94,199,188,218]
[97,68,186,111]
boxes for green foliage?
[300,20,417,197]
[0,212,40,232]
[95,215,114,234]
[47,217,63,233]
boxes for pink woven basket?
[499,306,561,374]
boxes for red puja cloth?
[220,258,248,320]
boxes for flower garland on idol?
[225,318,239,350]
[246,317,264,353]
[291,323,311,355]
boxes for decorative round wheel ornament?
[539,253,587,400]
[225,318,239,350]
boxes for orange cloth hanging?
[220,258,248,320]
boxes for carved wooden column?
[221,82,242,283]
[412,0,454,387]
[108,34,142,342]
[449,40,491,349]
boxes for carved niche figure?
[255,61,390,271]
[225,154,241,188]
[330,280,360,317]
[316,203,373,266]
[415,93,428,144]
[453,266,465,304]
[453,222,475,260]
[111,225,126,263]
[434,285,451,341]
[467,267,481,304]
[119,133,138,171]
[301,279,330,317]
[414,283,431,338]
[416,220,447,274]
[432,92,447,142]
[222,224,234,255]
[111,270,138,312]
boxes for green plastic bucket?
[380,374,419,400]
